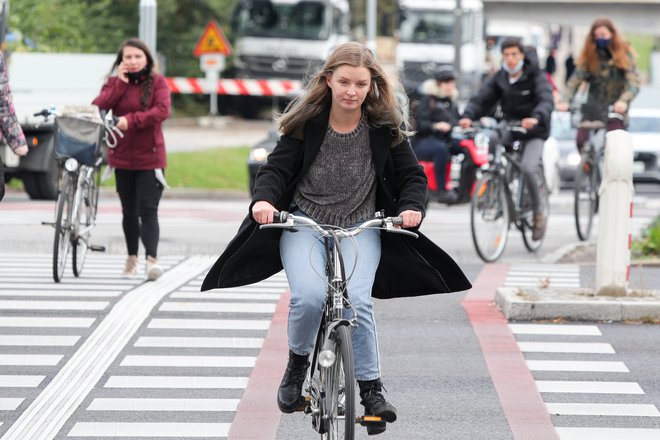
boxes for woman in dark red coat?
[202,42,471,434]
[93,38,171,280]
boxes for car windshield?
[233,1,329,40]
[399,10,454,44]
[628,115,660,132]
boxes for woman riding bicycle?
[557,17,640,150]
[201,42,471,435]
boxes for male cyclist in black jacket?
[459,38,554,241]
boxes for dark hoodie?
[462,46,554,140]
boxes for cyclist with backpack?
[459,38,554,241]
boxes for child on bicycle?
[202,42,471,435]
[459,38,554,241]
[557,17,640,151]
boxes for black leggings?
[115,169,163,258]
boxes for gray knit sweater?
[293,119,376,228]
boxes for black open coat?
[201,111,471,298]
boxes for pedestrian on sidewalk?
[202,42,471,435]
[0,51,28,202]
[92,38,171,280]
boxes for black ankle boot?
[358,379,397,435]
[277,350,309,413]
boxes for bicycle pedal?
[89,245,106,252]
[357,415,384,425]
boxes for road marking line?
[536,381,644,394]
[0,375,45,387]
[517,342,615,354]
[0,335,80,346]
[0,317,95,328]
[508,324,602,335]
[134,336,263,348]
[103,376,248,389]
[170,291,281,300]
[546,402,660,417]
[554,427,660,440]
[0,300,109,311]
[159,302,276,314]
[0,283,130,291]
[147,318,270,330]
[0,355,62,366]
[0,399,24,410]
[87,398,240,412]
[0,290,123,298]
[0,256,215,440]
[527,360,629,372]
[120,355,256,368]
[66,422,230,437]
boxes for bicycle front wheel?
[574,156,597,241]
[471,173,509,262]
[72,171,98,277]
[53,175,73,283]
[522,166,549,252]
[323,324,355,440]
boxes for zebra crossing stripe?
[0,375,45,387]
[0,355,62,366]
[120,355,256,368]
[0,300,109,311]
[0,335,80,346]
[0,317,95,328]
[86,398,240,412]
[66,422,230,437]
[546,402,660,417]
[0,399,23,410]
[0,256,216,440]
[170,291,281,300]
[0,290,123,298]
[508,324,602,335]
[517,342,615,354]
[536,381,644,394]
[103,376,248,389]
[527,360,629,372]
[134,336,263,348]
[158,302,276,314]
[147,318,270,330]
[554,427,660,440]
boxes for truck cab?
[231,0,350,79]
[396,0,485,99]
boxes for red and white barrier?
[165,77,302,96]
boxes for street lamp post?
[139,0,157,54]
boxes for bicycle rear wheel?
[323,324,355,440]
[471,173,509,262]
[72,171,98,277]
[574,155,597,241]
[522,166,549,252]
[53,174,73,283]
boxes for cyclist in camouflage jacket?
[558,18,640,151]
[0,51,28,201]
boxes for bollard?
[596,129,634,296]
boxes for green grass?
[626,33,654,78]
[101,147,251,191]
[633,215,660,258]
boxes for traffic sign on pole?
[193,20,232,116]
[193,20,233,57]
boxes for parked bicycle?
[261,211,417,440]
[573,108,625,241]
[470,121,550,262]
[37,106,119,282]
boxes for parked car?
[628,107,660,184]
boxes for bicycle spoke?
[471,174,509,262]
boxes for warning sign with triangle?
[193,20,233,57]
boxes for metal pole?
[366,0,377,54]
[139,0,157,54]
[453,0,463,91]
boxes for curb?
[495,286,660,322]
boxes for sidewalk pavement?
[496,243,660,322]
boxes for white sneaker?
[122,255,138,278]
[145,256,162,281]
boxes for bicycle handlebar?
[262,211,418,239]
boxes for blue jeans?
[280,212,382,381]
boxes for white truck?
[229,0,350,117]
[396,0,485,98]
[2,52,114,199]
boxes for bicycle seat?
[579,120,606,130]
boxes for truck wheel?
[22,160,59,200]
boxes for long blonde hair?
[276,42,411,146]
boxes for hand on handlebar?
[398,210,422,229]
[613,100,628,114]
[521,118,539,130]
[252,200,277,224]
[556,102,570,112]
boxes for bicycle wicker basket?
[54,105,104,165]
